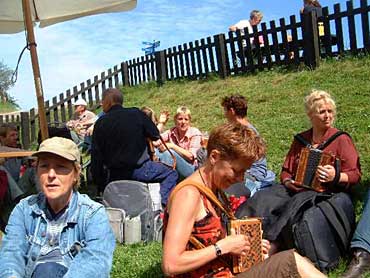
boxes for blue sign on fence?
[141,40,160,55]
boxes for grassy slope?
[112,55,370,278]
[0,102,18,113]
[123,56,370,185]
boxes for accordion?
[228,217,264,273]
[295,147,335,192]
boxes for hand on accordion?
[217,228,251,256]
[317,165,335,183]
[262,239,271,260]
[283,179,305,192]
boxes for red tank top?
[164,191,233,278]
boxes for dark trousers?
[32,262,68,278]
[110,160,178,205]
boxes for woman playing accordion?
[236,89,361,262]
[162,122,326,278]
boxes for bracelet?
[214,243,222,257]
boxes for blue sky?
[0,0,354,110]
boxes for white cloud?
[0,0,350,110]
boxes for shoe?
[342,249,370,278]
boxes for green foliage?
[112,55,370,277]
[0,61,18,108]
[0,101,18,113]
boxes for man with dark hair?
[221,94,275,196]
[91,88,178,205]
[0,124,22,182]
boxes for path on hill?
[0,111,21,117]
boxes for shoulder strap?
[168,181,236,220]
[294,134,311,147]
[326,195,353,238]
[317,131,351,150]
[294,131,351,150]
[317,201,348,252]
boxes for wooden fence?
[2,0,369,149]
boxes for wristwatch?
[214,243,222,257]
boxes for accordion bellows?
[295,147,335,192]
[228,218,264,273]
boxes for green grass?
[111,55,370,278]
[2,56,369,277]
[0,102,18,113]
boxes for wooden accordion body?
[295,147,335,192]
[228,217,264,273]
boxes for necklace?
[198,169,208,188]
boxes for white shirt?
[233,20,254,47]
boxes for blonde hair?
[174,106,192,121]
[141,106,158,124]
[250,10,263,21]
[304,89,336,117]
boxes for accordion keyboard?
[303,148,322,186]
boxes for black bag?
[102,180,162,243]
[290,192,355,272]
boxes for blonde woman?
[157,106,202,179]
[237,90,361,263]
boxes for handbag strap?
[147,136,177,170]
[168,180,236,220]
[159,136,177,170]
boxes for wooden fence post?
[214,33,229,78]
[20,111,30,149]
[155,50,167,86]
[301,11,320,69]
[121,62,130,87]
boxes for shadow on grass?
[137,262,164,278]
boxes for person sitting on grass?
[342,188,370,278]
[156,106,202,180]
[66,98,96,144]
[0,137,115,278]
[197,94,276,197]
[162,122,327,278]
[236,89,361,259]
[91,88,178,205]
[222,94,275,196]
[141,106,170,133]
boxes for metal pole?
[22,0,49,141]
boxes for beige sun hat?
[74,98,87,106]
[33,137,80,163]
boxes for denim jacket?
[0,191,116,278]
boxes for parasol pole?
[22,0,49,141]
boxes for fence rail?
[2,0,369,149]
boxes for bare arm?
[229,25,238,32]
[166,142,194,162]
[162,186,250,276]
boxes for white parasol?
[0,0,137,140]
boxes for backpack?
[102,180,163,243]
[288,192,355,272]
[105,207,126,244]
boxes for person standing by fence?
[229,10,264,47]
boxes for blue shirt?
[0,191,115,278]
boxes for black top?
[91,105,160,188]
[303,5,323,18]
